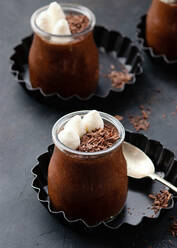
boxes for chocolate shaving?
[66,14,90,34]
[110,64,115,70]
[114,115,124,121]
[78,124,119,152]
[129,108,151,131]
[169,219,177,237]
[149,190,172,214]
[108,70,132,89]
[171,106,177,116]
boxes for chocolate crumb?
[169,219,177,237]
[114,115,124,121]
[129,108,151,131]
[149,190,172,214]
[168,239,173,245]
[169,216,175,220]
[171,106,177,116]
[78,123,119,152]
[110,64,115,70]
[66,14,90,34]
[108,70,132,89]
[139,105,145,110]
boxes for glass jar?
[29,4,99,98]
[48,111,128,225]
[146,0,177,60]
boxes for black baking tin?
[10,26,143,101]
[31,130,176,230]
[136,15,177,65]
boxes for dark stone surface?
[0,0,177,247]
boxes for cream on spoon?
[123,142,177,193]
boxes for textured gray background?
[0,0,177,247]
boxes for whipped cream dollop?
[65,115,86,137]
[58,110,104,150]
[36,1,71,43]
[160,0,177,3]
[82,110,104,132]
[58,127,80,150]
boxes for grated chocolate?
[108,70,132,89]
[169,219,177,237]
[78,124,120,152]
[129,108,151,131]
[149,190,172,214]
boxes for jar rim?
[52,110,125,157]
[30,3,96,39]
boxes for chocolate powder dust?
[78,124,119,152]
[149,190,172,214]
[66,14,90,34]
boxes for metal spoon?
[122,142,177,193]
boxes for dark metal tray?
[10,26,143,101]
[31,130,177,231]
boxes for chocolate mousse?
[29,3,99,98]
[48,111,128,225]
[146,0,177,60]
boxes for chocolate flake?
[169,219,177,237]
[168,239,173,245]
[114,115,124,121]
[129,108,151,131]
[108,70,132,89]
[78,124,119,152]
[110,64,115,70]
[149,190,172,214]
[66,14,90,34]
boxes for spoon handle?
[150,173,177,193]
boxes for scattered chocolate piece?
[66,14,90,34]
[169,216,175,220]
[78,124,119,152]
[169,219,177,237]
[129,109,151,131]
[108,70,132,89]
[110,64,115,70]
[168,239,173,245]
[149,190,172,214]
[171,107,177,116]
[141,110,148,119]
[139,105,145,110]
[114,115,124,121]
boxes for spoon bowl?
[123,142,177,193]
